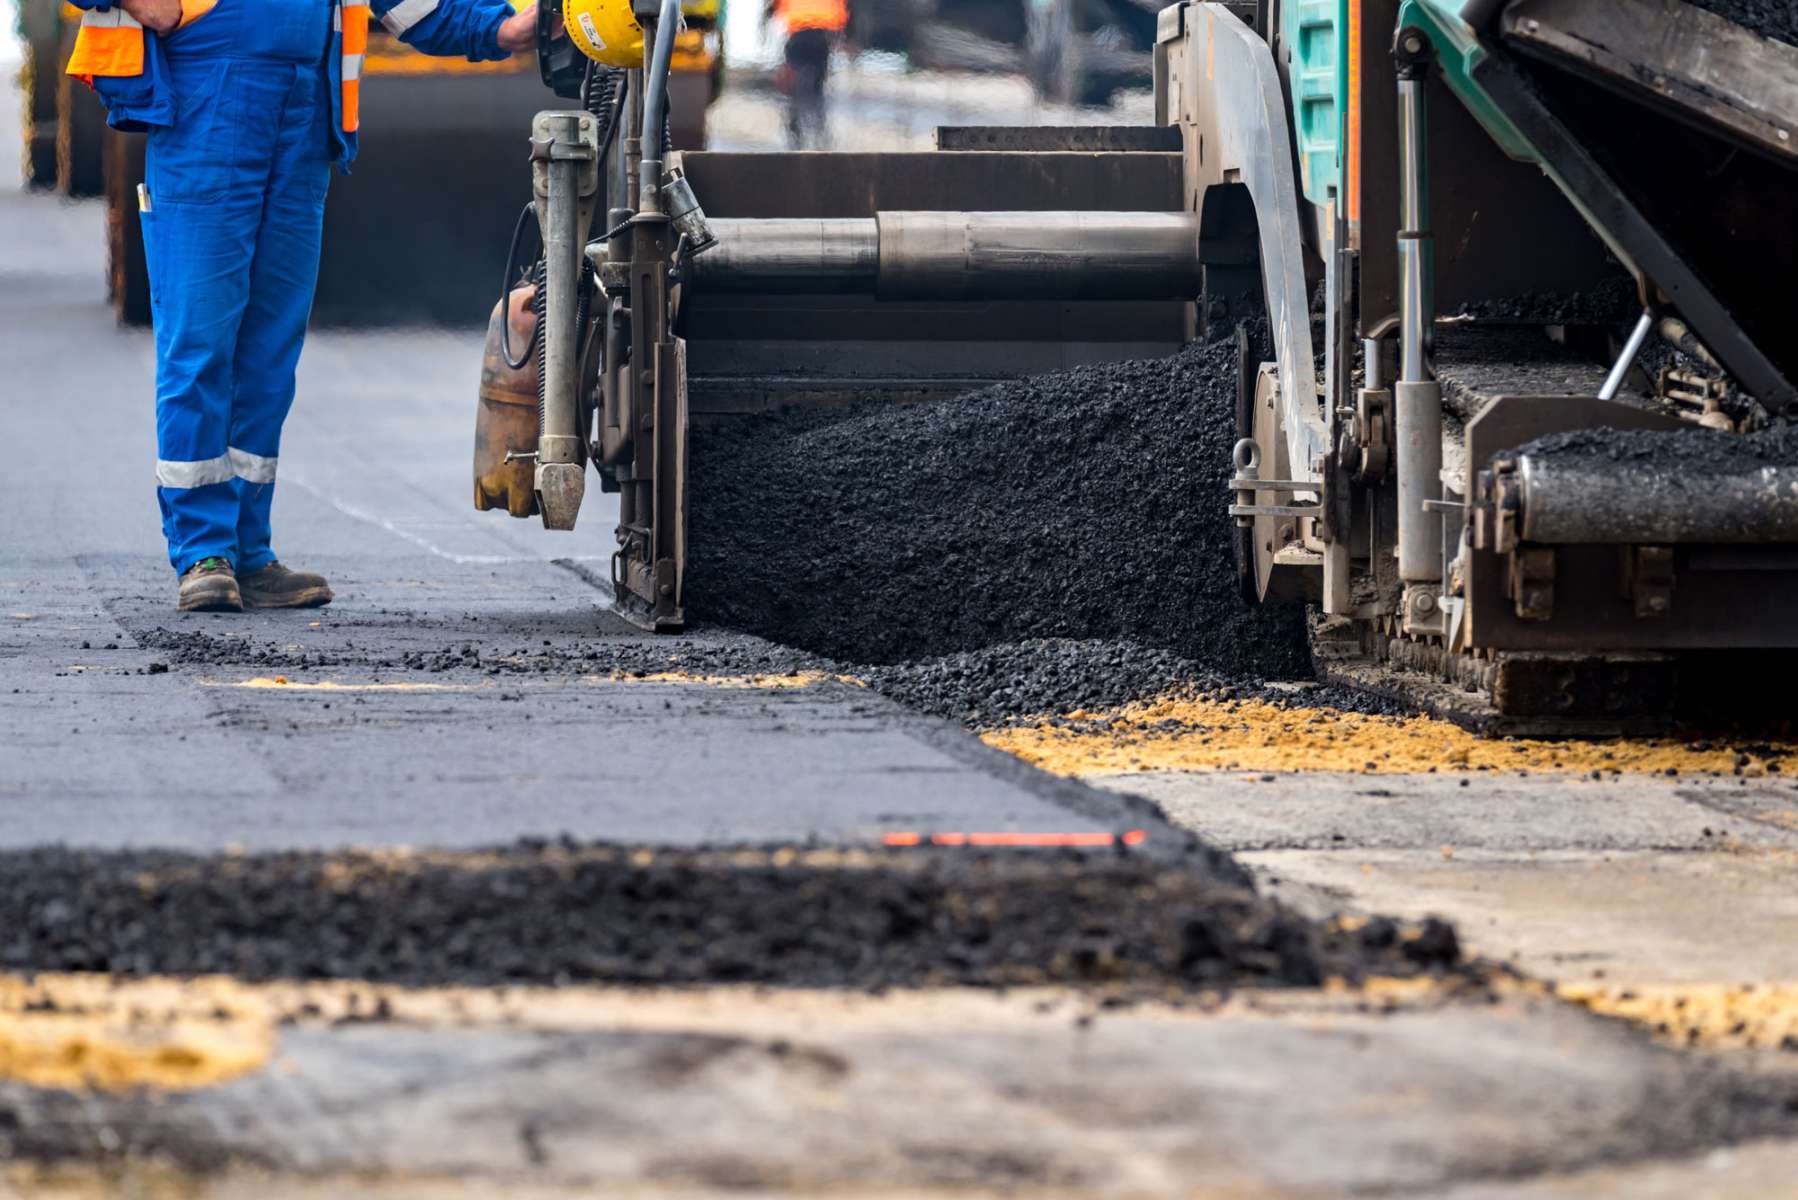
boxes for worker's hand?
[497,3,539,53]
[121,0,183,35]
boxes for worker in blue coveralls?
[67,0,539,611]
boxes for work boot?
[238,562,334,610]
[178,557,243,613]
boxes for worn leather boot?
[178,557,243,613]
[239,562,334,609]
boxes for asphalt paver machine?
[482,0,1798,731]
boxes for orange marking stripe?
[880,831,1147,848]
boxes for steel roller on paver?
[476,0,1798,734]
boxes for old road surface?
[7,84,1798,1199]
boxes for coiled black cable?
[498,200,541,372]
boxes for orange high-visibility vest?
[773,0,847,34]
[68,0,368,134]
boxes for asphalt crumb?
[1684,0,1798,47]
[1513,422,1798,469]
[1442,275,1638,325]
[0,842,1463,992]
[858,637,1407,727]
[133,623,832,679]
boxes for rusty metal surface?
[473,293,542,520]
[1503,0,1798,169]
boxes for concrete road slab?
[1093,771,1798,990]
[3,984,1794,1198]
[1247,848,1798,987]
[1441,1137,1798,1199]
[1103,770,1798,853]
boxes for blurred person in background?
[64,0,539,612]
[768,0,846,147]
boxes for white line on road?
[280,474,605,567]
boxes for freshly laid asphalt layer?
[0,842,1468,989]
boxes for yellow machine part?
[564,0,719,69]
[564,0,645,67]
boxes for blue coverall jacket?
[68,0,516,574]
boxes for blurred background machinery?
[848,0,1156,106]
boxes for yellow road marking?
[224,677,467,692]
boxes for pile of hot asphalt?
[688,336,1328,723]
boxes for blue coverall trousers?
[144,55,332,576]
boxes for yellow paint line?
[982,695,1798,777]
[221,677,470,692]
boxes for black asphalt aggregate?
[0,842,1472,989]
[687,338,1313,679]
[1687,0,1798,47]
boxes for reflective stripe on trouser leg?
[231,64,331,575]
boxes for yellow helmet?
[563,0,644,68]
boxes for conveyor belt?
[1433,326,1657,424]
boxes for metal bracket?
[1345,386,1392,482]
[1509,546,1556,621]
[1625,545,1676,617]
[1402,583,1446,637]
[1230,503,1325,519]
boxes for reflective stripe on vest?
[380,0,439,36]
[338,0,369,133]
[66,7,146,80]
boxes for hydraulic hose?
[638,0,681,211]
